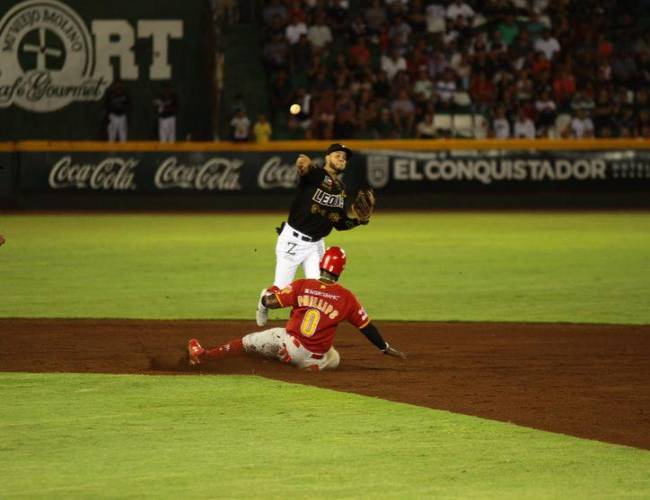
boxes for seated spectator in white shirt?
[534,29,561,61]
[413,66,434,99]
[416,111,437,138]
[308,11,333,51]
[513,108,536,138]
[381,46,408,81]
[425,3,446,33]
[492,107,511,138]
[446,0,474,21]
[285,13,308,45]
[571,109,595,138]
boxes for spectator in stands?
[469,71,495,115]
[373,70,392,104]
[611,52,638,87]
[570,90,595,113]
[415,109,437,138]
[497,15,520,47]
[637,51,650,86]
[263,0,288,28]
[435,68,457,111]
[348,13,368,41]
[446,0,475,23]
[515,70,534,103]
[387,14,412,53]
[263,32,290,71]
[334,88,357,138]
[311,89,336,139]
[285,12,307,45]
[534,29,561,61]
[348,36,371,69]
[592,89,614,137]
[308,11,333,53]
[425,3,446,34]
[390,88,415,137]
[406,44,430,78]
[356,88,380,138]
[230,109,251,142]
[310,66,334,96]
[492,106,511,138]
[513,108,536,138]
[413,66,434,100]
[253,114,272,143]
[553,65,576,109]
[428,50,450,81]
[570,108,595,138]
[525,10,546,41]
[454,53,472,90]
[534,88,557,137]
[381,46,407,82]
[327,0,349,35]
[364,0,388,37]
[287,0,307,23]
[407,0,428,33]
[636,110,650,137]
[375,107,399,138]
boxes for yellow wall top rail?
[2,138,650,152]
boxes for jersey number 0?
[300,309,320,337]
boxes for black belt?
[292,231,314,242]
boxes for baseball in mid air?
[289,103,301,115]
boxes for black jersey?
[287,167,362,240]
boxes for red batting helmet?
[320,247,346,277]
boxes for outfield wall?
[1,140,649,209]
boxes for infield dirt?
[1,319,649,450]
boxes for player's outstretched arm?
[360,322,407,359]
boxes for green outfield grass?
[1,372,648,499]
[1,212,649,323]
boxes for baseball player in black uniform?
[256,143,375,326]
[104,80,131,142]
[154,83,178,143]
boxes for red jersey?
[275,279,371,354]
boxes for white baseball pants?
[107,114,127,142]
[159,116,176,143]
[274,223,325,289]
[242,327,340,370]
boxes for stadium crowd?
[246,0,650,140]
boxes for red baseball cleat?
[188,339,205,366]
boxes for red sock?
[204,338,244,360]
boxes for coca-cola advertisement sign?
[154,156,242,191]
[20,151,318,194]
[48,156,138,190]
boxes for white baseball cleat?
[255,288,268,327]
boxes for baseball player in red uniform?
[189,247,405,370]
[255,143,375,327]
